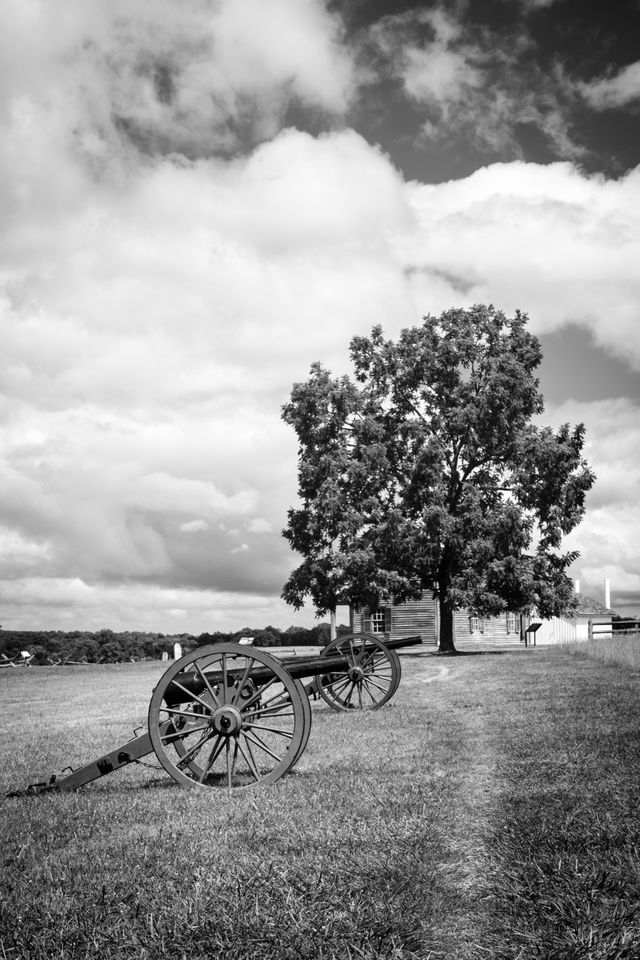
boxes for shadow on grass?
[448,650,527,657]
[403,649,526,658]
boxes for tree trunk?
[438,598,456,654]
[437,554,457,654]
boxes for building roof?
[574,594,616,617]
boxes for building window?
[470,616,479,633]
[506,613,517,634]
[370,611,386,634]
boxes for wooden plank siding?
[353,590,522,645]
[459,609,521,642]
[352,590,615,646]
[387,595,437,645]
[353,594,437,645]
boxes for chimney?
[604,578,611,610]
[574,579,580,594]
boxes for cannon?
[9,633,421,795]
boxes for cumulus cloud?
[0,576,300,633]
[0,0,355,169]
[0,110,416,628]
[540,398,640,616]
[399,161,640,367]
[1,0,639,630]
[579,60,640,110]
[4,137,640,628]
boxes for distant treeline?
[0,623,349,665]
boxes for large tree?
[281,305,594,653]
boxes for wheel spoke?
[159,722,210,741]
[361,677,381,704]
[221,653,230,704]
[159,706,210,720]
[224,738,231,788]
[235,734,262,782]
[243,733,261,778]
[149,642,307,789]
[230,658,254,708]
[254,686,295,711]
[314,633,400,712]
[243,722,295,738]
[321,674,351,697]
[166,678,215,715]
[176,729,216,766]
[243,729,287,763]
[361,675,391,695]
[238,675,279,712]
[261,690,292,710]
[342,682,357,708]
[194,661,222,709]
[198,734,226,782]
[360,651,389,672]
[327,678,352,702]
[231,739,241,779]
[245,706,296,721]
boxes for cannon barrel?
[163,635,422,707]
[279,633,422,665]
[163,652,359,706]
[10,636,420,796]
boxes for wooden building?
[523,593,615,645]
[350,591,517,646]
[348,589,615,646]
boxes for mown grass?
[2,649,640,959]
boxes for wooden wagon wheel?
[314,633,401,711]
[148,644,308,789]
[282,678,312,771]
[169,670,312,780]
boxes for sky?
[1,0,639,634]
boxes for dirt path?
[403,655,506,957]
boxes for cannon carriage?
[10,633,420,796]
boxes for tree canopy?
[281,305,595,653]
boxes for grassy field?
[563,633,640,671]
[2,648,640,959]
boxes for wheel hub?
[348,665,365,682]
[210,705,243,735]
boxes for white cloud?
[366,6,581,160]
[540,398,640,614]
[0,0,355,168]
[0,118,417,626]
[1,0,640,630]
[0,576,322,632]
[4,146,640,627]
[180,520,210,534]
[399,11,484,113]
[580,61,640,110]
[370,8,484,123]
[400,161,640,367]
[248,518,273,534]
[231,543,250,554]
[126,474,257,518]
